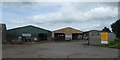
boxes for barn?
[0,24,7,43]
[52,27,83,41]
[7,25,52,42]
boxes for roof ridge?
[7,25,51,32]
[53,27,83,32]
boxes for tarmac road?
[2,40,119,58]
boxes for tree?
[111,19,120,38]
[102,27,111,32]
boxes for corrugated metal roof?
[7,25,51,32]
[84,30,102,33]
[53,27,83,32]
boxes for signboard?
[101,41,108,44]
[101,32,108,44]
[101,32,108,40]
[22,33,31,37]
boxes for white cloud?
[2,0,120,2]
[5,2,118,31]
[23,3,118,24]
[84,7,118,20]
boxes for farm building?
[52,27,83,41]
[0,24,7,43]
[7,25,52,42]
[83,30,101,40]
[84,30,116,45]
[87,30,102,45]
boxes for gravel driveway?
[2,40,119,58]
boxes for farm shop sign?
[22,33,31,37]
[101,32,108,44]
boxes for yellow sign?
[101,32,108,40]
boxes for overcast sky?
[1,2,118,31]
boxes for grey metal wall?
[89,32,101,45]
[89,31,116,45]
[108,33,116,43]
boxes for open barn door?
[38,33,47,41]
[54,33,65,41]
[72,33,83,40]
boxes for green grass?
[102,39,120,49]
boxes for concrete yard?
[2,40,119,58]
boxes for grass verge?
[102,39,120,49]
